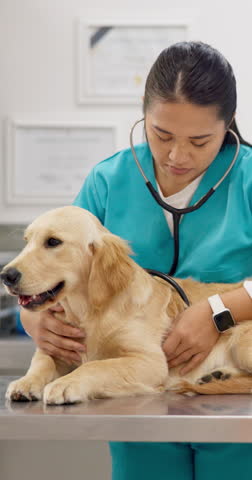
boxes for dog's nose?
[0,267,22,287]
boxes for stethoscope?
[130,118,240,297]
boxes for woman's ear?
[88,234,134,310]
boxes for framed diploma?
[5,119,117,205]
[77,20,188,104]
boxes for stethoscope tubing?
[130,118,240,275]
[130,118,240,215]
[146,269,190,306]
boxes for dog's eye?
[45,238,62,248]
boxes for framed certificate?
[5,119,117,205]
[77,20,188,105]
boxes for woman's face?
[145,101,227,194]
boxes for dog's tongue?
[18,294,41,306]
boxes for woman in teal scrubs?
[21,41,252,479]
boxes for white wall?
[0,0,252,222]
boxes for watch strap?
[208,294,226,314]
[243,280,252,299]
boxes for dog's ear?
[88,233,134,310]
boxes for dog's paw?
[43,378,87,405]
[167,380,198,396]
[197,370,231,385]
[6,376,44,401]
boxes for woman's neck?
[156,171,190,197]
[155,168,204,197]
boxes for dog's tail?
[175,375,252,395]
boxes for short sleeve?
[72,168,106,224]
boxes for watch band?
[208,294,235,333]
[243,280,252,299]
[208,294,226,314]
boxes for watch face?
[214,310,235,332]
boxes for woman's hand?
[20,304,86,365]
[162,300,220,374]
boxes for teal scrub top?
[73,142,252,284]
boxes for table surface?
[1,376,252,442]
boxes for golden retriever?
[1,205,252,405]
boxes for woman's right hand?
[20,305,86,365]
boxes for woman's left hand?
[162,300,220,374]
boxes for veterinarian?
[21,41,252,479]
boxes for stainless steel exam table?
[1,337,252,442]
[1,376,252,442]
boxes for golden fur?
[2,206,252,404]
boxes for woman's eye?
[45,238,63,248]
[192,142,208,148]
[157,135,172,143]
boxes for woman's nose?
[168,143,190,164]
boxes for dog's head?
[0,206,134,311]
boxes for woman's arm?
[20,307,86,365]
[163,286,252,374]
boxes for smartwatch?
[208,294,236,333]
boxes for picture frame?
[5,119,117,206]
[77,19,189,105]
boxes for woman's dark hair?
[144,41,251,147]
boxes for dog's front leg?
[43,354,168,405]
[6,349,70,401]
